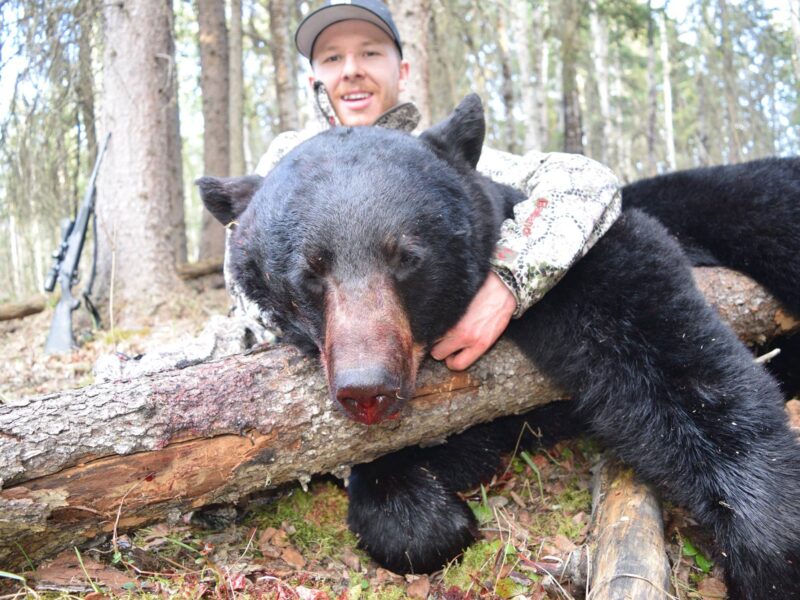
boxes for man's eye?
[364,50,380,57]
[323,54,340,63]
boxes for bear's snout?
[322,274,420,425]
[334,366,404,424]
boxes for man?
[238,0,620,370]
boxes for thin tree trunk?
[513,0,537,151]
[717,0,741,163]
[560,0,583,154]
[660,11,676,171]
[536,1,550,150]
[791,0,800,84]
[589,0,610,165]
[646,2,658,176]
[95,0,187,323]
[388,0,432,129]
[197,0,229,260]
[496,5,516,153]
[268,0,299,132]
[76,0,97,166]
[229,0,245,176]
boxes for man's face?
[310,20,409,126]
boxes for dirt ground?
[3,279,790,599]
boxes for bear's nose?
[334,367,404,425]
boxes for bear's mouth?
[336,393,404,425]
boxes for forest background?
[0,0,798,323]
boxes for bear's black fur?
[198,95,800,599]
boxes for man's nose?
[341,54,364,79]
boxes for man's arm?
[432,149,621,370]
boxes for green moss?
[442,539,502,590]
[249,481,359,560]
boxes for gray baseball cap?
[295,0,403,60]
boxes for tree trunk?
[646,2,658,176]
[513,0,537,152]
[388,0,432,129]
[717,0,741,163]
[791,0,800,85]
[496,6,516,154]
[197,0,229,261]
[76,0,98,166]
[536,1,550,151]
[95,0,187,324]
[660,11,676,171]
[268,0,299,132]
[589,0,610,165]
[229,0,246,176]
[560,0,584,154]
[0,267,794,571]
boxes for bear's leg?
[347,403,584,574]
[508,210,800,600]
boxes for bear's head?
[198,95,504,424]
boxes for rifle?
[44,133,111,354]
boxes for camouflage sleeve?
[254,130,311,176]
[477,147,621,318]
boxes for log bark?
[588,460,672,600]
[0,267,796,570]
[0,295,46,321]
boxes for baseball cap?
[295,0,403,60]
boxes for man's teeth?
[343,93,371,101]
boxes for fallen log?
[0,295,46,322]
[176,258,224,280]
[588,460,672,600]
[0,267,796,571]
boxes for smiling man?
[238,0,621,372]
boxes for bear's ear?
[419,94,485,170]
[196,175,264,226]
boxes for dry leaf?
[406,574,430,599]
[281,547,306,569]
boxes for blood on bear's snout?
[322,272,423,425]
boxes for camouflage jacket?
[227,84,620,334]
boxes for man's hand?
[430,271,517,371]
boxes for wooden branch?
[0,295,46,322]
[0,267,795,570]
[588,460,672,600]
[176,258,223,280]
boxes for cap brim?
[295,5,397,59]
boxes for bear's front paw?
[347,461,477,574]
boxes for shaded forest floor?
[2,278,794,599]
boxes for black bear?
[198,95,800,600]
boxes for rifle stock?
[43,133,111,354]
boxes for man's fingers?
[430,334,465,361]
[445,343,485,371]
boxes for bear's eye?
[386,240,425,281]
[301,271,325,297]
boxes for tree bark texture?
[197,0,230,261]
[388,0,432,129]
[268,0,299,132]
[95,0,187,323]
[0,268,796,570]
